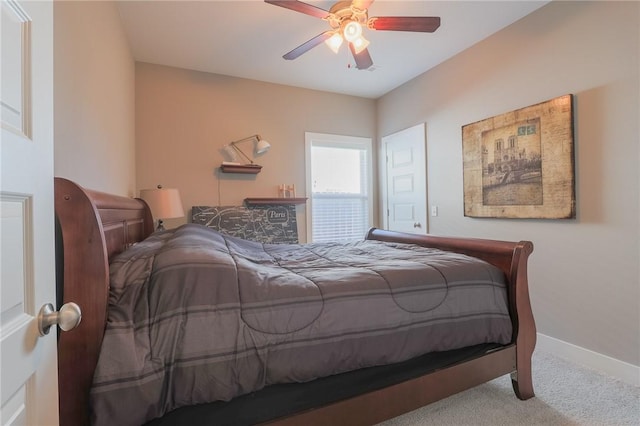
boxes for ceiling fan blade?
[349,43,374,70]
[368,16,441,32]
[351,0,374,11]
[264,0,329,19]
[283,31,333,60]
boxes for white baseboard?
[536,333,639,387]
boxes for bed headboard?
[54,177,153,425]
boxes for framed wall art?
[462,94,575,219]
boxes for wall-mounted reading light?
[139,185,184,230]
[221,134,271,174]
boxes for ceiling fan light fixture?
[343,20,362,43]
[351,35,370,54]
[325,32,344,54]
[264,0,442,70]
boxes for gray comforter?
[90,224,512,426]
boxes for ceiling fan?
[264,0,441,70]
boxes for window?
[305,132,373,243]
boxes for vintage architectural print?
[463,94,575,218]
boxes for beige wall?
[54,0,136,196]
[52,0,638,373]
[135,63,377,238]
[378,1,639,367]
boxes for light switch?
[431,206,438,217]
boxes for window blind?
[310,144,371,242]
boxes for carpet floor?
[378,350,639,425]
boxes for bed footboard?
[365,227,536,401]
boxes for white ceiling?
[116,0,550,99]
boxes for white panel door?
[383,123,427,234]
[1,1,58,425]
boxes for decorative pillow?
[191,205,299,244]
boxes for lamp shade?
[139,186,184,220]
[255,138,271,155]
[343,21,362,42]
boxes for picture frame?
[462,94,575,219]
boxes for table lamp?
[139,185,184,230]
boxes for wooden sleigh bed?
[54,177,536,426]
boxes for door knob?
[37,302,82,336]
[413,222,422,228]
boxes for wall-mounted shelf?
[220,163,262,174]
[244,197,308,205]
